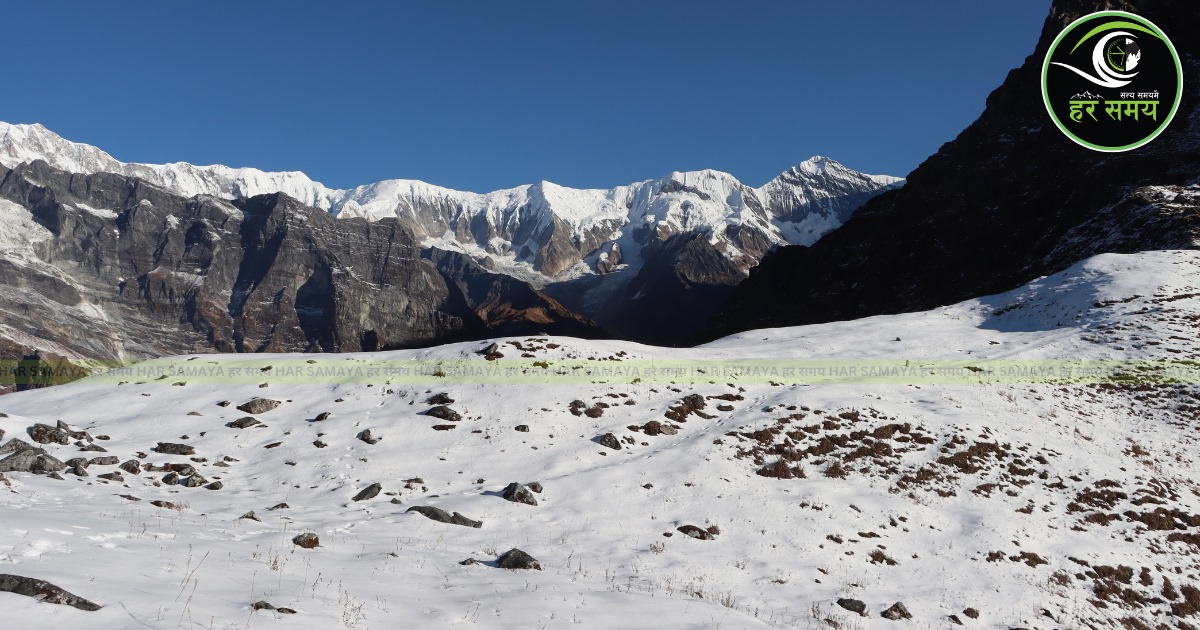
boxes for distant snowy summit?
[0,122,901,283]
[0,121,901,345]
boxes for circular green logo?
[1041,11,1182,152]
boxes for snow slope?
[0,250,1197,628]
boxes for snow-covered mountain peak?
[0,120,902,287]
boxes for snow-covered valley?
[1,250,1198,629]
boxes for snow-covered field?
[1,251,1199,629]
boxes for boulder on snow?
[292,533,320,549]
[153,442,195,455]
[882,602,912,620]
[836,598,867,616]
[0,448,66,474]
[28,423,70,445]
[0,574,101,611]
[676,525,715,540]
[236,398,281,414]
[425,406,462,422]
[496,548,541,570]
[406,506,482,528]
[598,433,621,450]
[353,483,382,501]
[501,482,538,506]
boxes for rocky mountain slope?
[1,249,1198,628]
[0,121,901,343]
[710,0,1200,339]
[0,158,598,370]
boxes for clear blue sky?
[5,1,1050,192]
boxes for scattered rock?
[598,433,622,450]
[426,406,462,422]
[217,401,231,407]
[676,525,715,540]
[431,425,455,431]
[313,412,331,421]
[252,600,296,613]
[264,442,282,449]
[836,598,867,616]
[882,602,912,620]
[239,511,260,521]
[358,429,380,445]
[0,448,66,474]
[268,502,289,511]
[427,393,454,405]
[78,443,106,452]
[525,482,544,493]
[406,506,482,528]
[501,482,538,506]
[184,474,208,488]
[97,472,124,482]
[314,440,328,448]
[478,342,499,355]
[88,456,119,466]
[496,548,541,570]
[205,481,224,491]
[29,424,70,445]
[353,483,382,501]
[166,463,197,475]
[0,438,34,455]
[0,574,102,611]
[154,442,195,456]
[641,421,678,436]
[71,465,88,477]
[162,472,180,485]
[186,411,203,416]
[150,500,178,510]
[65,457,89,469]
[228,417,262,429]
[236,399,281,414]
[459,558,478,566]
[119,460,142,475]
[292,533,320,549]
[514,425,530,432]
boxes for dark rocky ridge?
[0,159,600,366]
[710,0,1200,338]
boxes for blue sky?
[5,1,1050,192]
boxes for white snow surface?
[1,250,1199,628]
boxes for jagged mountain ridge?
[0,122,900,283]
[0,158,599,374]
[709,0,1200,338]
[0,121,901,344]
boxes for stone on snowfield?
[0,448,66,473]
[501,482,538,506]
[598,433,621,450]
[425,406,462,422]
[154,442,195,455]
[292,533,320,548]
[236,398,281,414]
[353,483,382,501]
[676,525,715,540]
[882,601,912,620]
[836,598,867,616]
[0,574,102,610]
[496,548,541,570]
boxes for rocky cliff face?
[710,0,1200,338]
[0,159,599,365]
